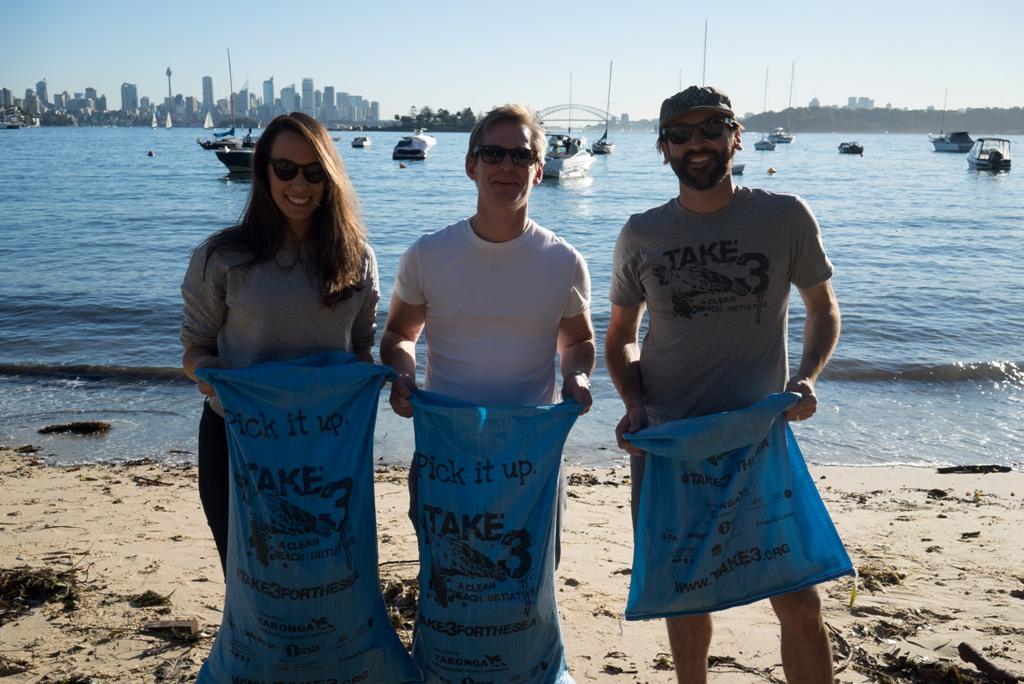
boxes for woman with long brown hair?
[180,112,378,573]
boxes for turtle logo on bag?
[420,504,536,616]
[233,467,354,568]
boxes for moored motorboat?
[838,142,864,155]
[352,136,371,148]
[732,163,745,175]
[543,134,595,179]
[392,129,436,160]
[768,127,794,144]
[215,148,254,173]
[754,138,776,151]
[966,138,1011,171]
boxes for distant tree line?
[740,107,1024,134]
[390,106,480,131]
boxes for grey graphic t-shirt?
[610,188,833,424]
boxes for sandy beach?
[1,445,1021,683]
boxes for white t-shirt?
[393,219,590,406]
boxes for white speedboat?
[930,131,973,152]
[392,129,436,160]
[543,134,595,179]
[966,138,1011,171]
[768,127,794,144]
[352,136,371,148]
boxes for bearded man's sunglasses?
[472,145,538,167]
[661,118,737,145]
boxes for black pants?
[198,402,229,576]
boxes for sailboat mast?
[701,20,708,86]
[788,61,795,108]
[603,60,613,137]
[939,88,948,134]
[568,71,573,136]
[762,67,769,113]
[227,48,235,128]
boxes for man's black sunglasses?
[661,118,737,145]
[472,145,538,167]
[268,158,326,183]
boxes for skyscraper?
[202,76,214,112]
[263,78,274,111]
[36,79,48,105]
[301,78,314,115]
[236,89,249,118]
[369,101,380,124]
[120,82,138,112]
[323,86,336,121]
[280,85,297,113]
[337,92,350,121]
[348,95,364,123]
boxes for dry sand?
[1,447,1022,683]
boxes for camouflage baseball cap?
[659,86,735,129]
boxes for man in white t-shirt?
[381,104,595,538]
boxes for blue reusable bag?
[625,392,853,620]
[409,391,580,684]
[195,352,421,683]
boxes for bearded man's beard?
[668,143,734,191]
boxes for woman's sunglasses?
[472,145,538,168]
[269,158,326,183]
[661,118,737,145]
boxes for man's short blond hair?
[467,104,547,162]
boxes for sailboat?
[150,112,157,129]
[165,112,172,129]
[769,62,796,143]
[592,61,615,155]
[203,111,214,129]
[214,47,255,172]
[754,67,776,151]
[929,89,973,152]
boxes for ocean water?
[1,127,1022,470]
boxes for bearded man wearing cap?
[605,85,841,683]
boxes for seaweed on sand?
[0,565,79,624]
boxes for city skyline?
[6,0,1023,121]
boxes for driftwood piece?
[957,642,1020,683]
[937,465,1011,474]
[143,618,199,635]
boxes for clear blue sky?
[7,0,1023,121]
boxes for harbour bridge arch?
[535,104,611,124]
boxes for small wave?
[0,363,188,384]
[824,360,1023,384]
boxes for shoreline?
[1,448,1021,682]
